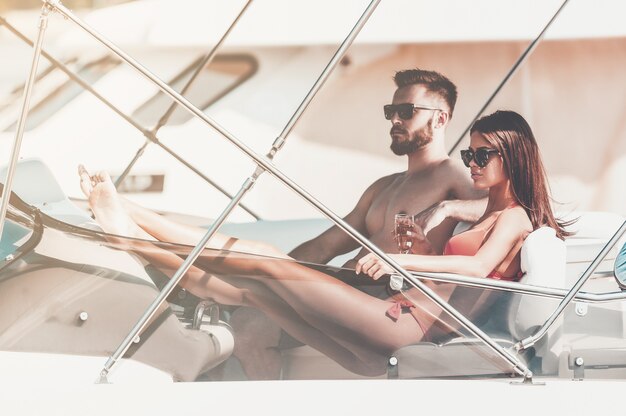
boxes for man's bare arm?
[416,159,487,234]
[416,198,487,234]
[288,175,395,264]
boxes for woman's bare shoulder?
[496,206,533,235]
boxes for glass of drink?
[394,213,415,254]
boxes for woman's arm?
[356,208,530,279]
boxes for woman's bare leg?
[254,264,426,351]
[78,166,254,305]
[119,187,287,258]
[78,167,395,374]
[234,282,392,377]
[79,167,427,375]
[80,165,285,258]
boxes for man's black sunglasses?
[383,103,442,120]
[460,147,500,168]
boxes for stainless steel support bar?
[55,0,531,379]
[55,0,382,380]
[270,0,377,155]
[0,16,149,135]
[406,270,626,304]
[114,0,254,189]
[516,221,626,351]
[0,11,260,219]
[131,131,262,219]
[395,277,530,377]
[0,5,50,240]
[50,0,531,380]
[152,0,254,134]
[448,0,570,154]
[100,180,254,380]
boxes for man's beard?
[389,123,433,155]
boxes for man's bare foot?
[78,164,145,238]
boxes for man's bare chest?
[365,175,450,234]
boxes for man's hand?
[416,199,487,235]
[355,253,397,280]
[390,220,435,255]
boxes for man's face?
[388,85,441,155]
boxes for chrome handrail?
[0,4,51,240]
[0,14,260,220]
[114,0,255,194]
[36,0,581,381]
[447,0,570,154]
[401,270,626,304]
[516,220,626,351]
[42,0,385,381]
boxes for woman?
[79,110,569,376]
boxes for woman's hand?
[355,253,397,280]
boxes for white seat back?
[0,158,100,230]
[508,226,566,340]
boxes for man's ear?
[434,110,449,129]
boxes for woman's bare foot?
[78,164,146,238]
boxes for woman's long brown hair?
[470,110,573,239]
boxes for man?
[230,68,486,379]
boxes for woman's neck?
[485,181,517,212]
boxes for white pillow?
[520,227,566,288]
[510,227,566,340]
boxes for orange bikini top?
[443,207,523,281]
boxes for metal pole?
[0,5,51,240]
[0,14,259,219]
[516,221,626,351]
[153,0,254,134]
[66,0,382,380]
[100,180,254,380]
[52,0,531,379]
[114,0,254,189]
[402,271,626,304]
[267,0,378,158]
[448,0,570,154]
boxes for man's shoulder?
[429,157,467,182]
[356,172,402,203]
[433,157,480,198]
[437,157,466,174]
[369,172,402,189]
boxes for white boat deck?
[6,377,624,415]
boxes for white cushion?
[0,158,100,230]
[509,226,566,340]
[521,227,566,288]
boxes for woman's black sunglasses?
[383,103,442,120]
[460,147,500,168]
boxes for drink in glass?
[394,213,415,254]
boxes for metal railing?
[36,0,391,381]
[447,0,570,155]
[0,10,260,219]
[0,3,51,239]
[113,0,255,195]
[7,0,605,383]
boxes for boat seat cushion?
[0,158,101,230]
[508,226,566,340]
